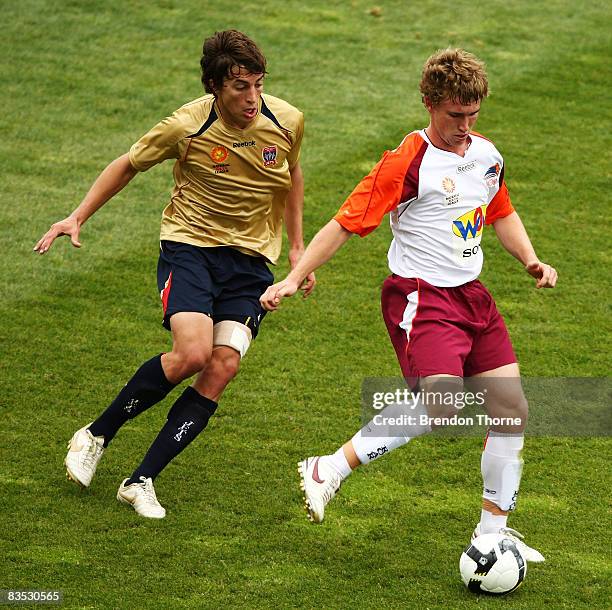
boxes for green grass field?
[1,0,611,608]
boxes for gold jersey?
[129,93,304,264]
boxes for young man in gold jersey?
[35,30,314,518]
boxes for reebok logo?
[233,140,256,148]
[457,161,476,174]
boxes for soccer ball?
[459,533,527,595]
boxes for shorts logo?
[210,145,229,163]
[484,163,501,187]
[442,177,456,193]
[453,204,488,240]
[262,146,277,167]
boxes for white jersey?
[334,129,514,287]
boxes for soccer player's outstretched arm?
[492,211,558,288]
[284,163,316,297]
[260,219,353,310]
[34,153,138,254]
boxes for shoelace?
[81,437,104,469]
[139,477,160,505]
[499,527,525,541]
[320,474,342,503]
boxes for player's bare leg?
[191,345,242,401]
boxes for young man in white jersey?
[34,30,314,518]
[260,48,557,562]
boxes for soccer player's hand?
[288,247,316,297]
[260,278,301,311]
[525,261,558,288]
[301,271,316,297]
[33,216,82,255]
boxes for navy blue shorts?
[157,241,274,336]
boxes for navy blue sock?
[126,387,217,485]
[89,354,176,446]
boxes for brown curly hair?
[200,30,267,94]
[420,48,488,106]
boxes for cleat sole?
[65,464,86,488]
[297,459,321,524]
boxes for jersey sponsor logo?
[463,245,480,258]
[210,145,229,163]
[452,204,488,240]
[232,140,256,148]
[457,160,476,174]
[484,163,501,187]
[262,145,277,167]
[442,177,456,193]
[213,163,230,174]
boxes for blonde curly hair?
[420,48,488,106]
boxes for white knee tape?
[213,321,252,358]
[481,434,524,511]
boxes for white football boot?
[472,523,545,563]
[64,423,105,487]
[298,456,342,524]
[117,477,166,519]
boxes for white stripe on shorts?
[399,290,419,342]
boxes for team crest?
[210,145,229,163]
[484,163,501,187]
[262,146,277,167]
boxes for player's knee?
[178,347,213,378]
[209,350,241,383]
[516,394,528,418]
[420,376,464,421]
[498,389,528,424]
[512,395,528,430]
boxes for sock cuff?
[181,386,218,417]
[484,431,524,455]
[155,353,177,393]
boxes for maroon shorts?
[381,275,516,382]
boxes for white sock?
[479,509,508,534]
[351,399,432,466]
[320,447,352,480]
[481,431,524,514]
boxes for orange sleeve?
[485,180,515,225]
[333,134,426,237]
